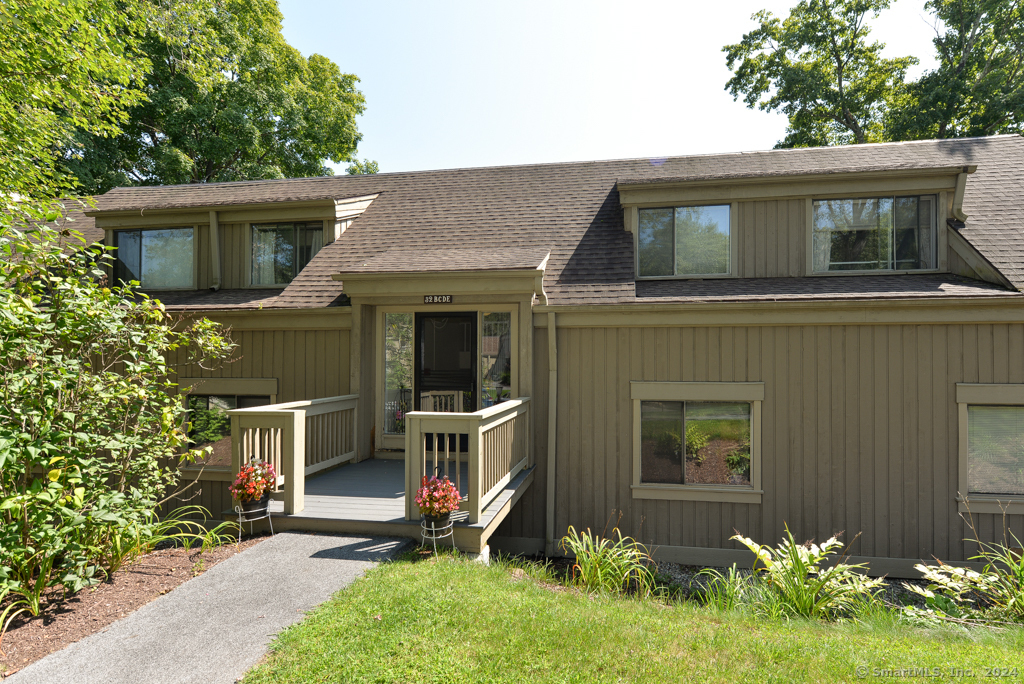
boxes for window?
[812,195,936,273]
[251,222,324,285]
[637,204,731,277]
[956,384,1024,514]
[115,228,194,289]
[631,382,763,503]
[188,395,271,467]
[640,401,751,486]
[383,313,413,435]
[482,312,512,406]
[967,406,1024,496]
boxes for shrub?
[903,528,1024,625]
[684,423,709,460]
[0,213,234,619]
[732,526,884,620]
[560,525,656,597]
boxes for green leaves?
[0,0,148,206]
[65,0,367,192]
[724,0,1024,146]
[0,211,236,613]
[724,0,914,147]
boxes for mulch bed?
[0,534,269,678]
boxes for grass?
[243,552,1024,684]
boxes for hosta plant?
[732,526,884,620]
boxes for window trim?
[956,383,1024,515]
[630,381,763,503]
[112,225,199,291]
[246,220,328,289]
[634,202,738,280]
[805,192,946,277]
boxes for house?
[84,135,1024,576]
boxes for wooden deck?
[259,457,534,553]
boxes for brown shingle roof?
[93,135,1024,307]
[342,247,550,273]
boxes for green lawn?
[244,555,1024,684]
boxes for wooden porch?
[227,395,534,553]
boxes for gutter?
[209,210,222,291]
[545,311,558,557]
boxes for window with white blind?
[114,227,195,289]
[956,384,1024,514]
[967,405,1024,496]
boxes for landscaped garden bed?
[0,534,268,677]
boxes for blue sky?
[278,1,941,174]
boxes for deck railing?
[404,398,530,523]
[229,394,357,514]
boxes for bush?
[560,525,657,597]
[731,526,884,620]
[0,212,234,619]
[903,528,1024,625]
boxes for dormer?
[615,165,1013,286]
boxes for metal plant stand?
[421,517,454,553]
[234,504,274,543]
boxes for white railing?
[404,398,530,523]
[229,394,357,514]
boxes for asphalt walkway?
[8,532,410,684]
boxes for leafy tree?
[64,0,367,193]
[886,0,1024,139]
[725,0,1024,146]
[347,159,380,175]
[0,207,235,614]
[0,0,147,208]
[724,0,915,146]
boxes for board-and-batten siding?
[498,323,1024,563]
[161,326,351,518]
[172,327,350,403]
[218,223,248,289]
[735,199,807,278]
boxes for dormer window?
[637,204,731,278]
[812,195,936,273]
[251,222,323,286]
[114,227,195,289]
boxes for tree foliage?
[65,0,369,193]
[724,0,916,146]
[887,0,1024,140]
[0,0,147,208]
[347,159,380,175]
[0,209,235,613]
[725,0,1024,146]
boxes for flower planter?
[239,492,271,521]
[424,511,451,529]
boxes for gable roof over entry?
[90,135,1024,308]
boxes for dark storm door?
[414,312,477,412]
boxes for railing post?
[404,412,420,521]
[282,410,305,514]
[468,415,482,524]
[230,413,242,479]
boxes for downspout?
[209,210,222,291]
[545,311,558,557]
[951,167,970,222]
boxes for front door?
[415,312,476,412]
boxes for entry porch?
[227,394,534,553]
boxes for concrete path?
[9,532,410,684]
